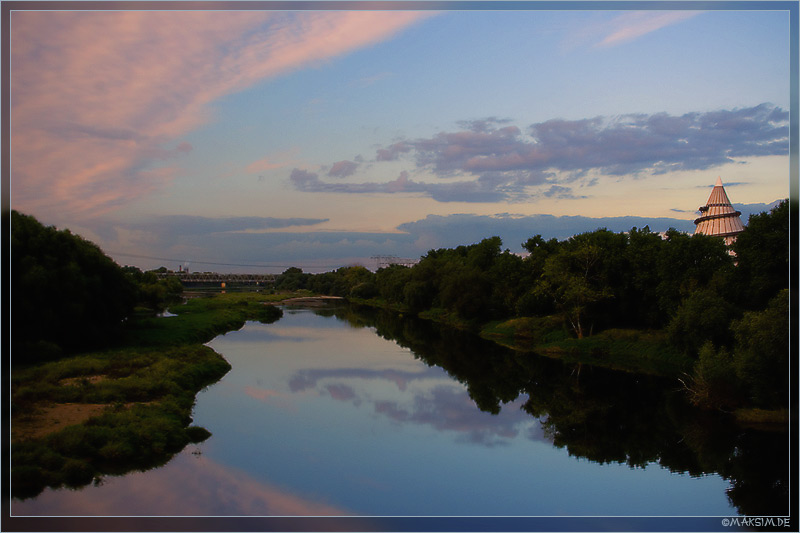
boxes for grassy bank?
[732,408,791,431]
[10,290,293,499]
[121,290,287,346]
[481,317,693,378]
[350,297,692,379]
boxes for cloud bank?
[290,105,788,203]
[132,215,329,236]
[84,196,784,275]
[10,10,426,217]
[94,202,783,273]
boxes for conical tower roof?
[693,177,744,244]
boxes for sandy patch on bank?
[58,375,108,387]
[12,403,110,442]
[278,296,345,307]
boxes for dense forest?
[9,200,792,412]
[275,200,791,412]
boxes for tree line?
[10,200,791,410]
[275,200,790,411]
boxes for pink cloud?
[244,386,285,402]
[245,149,301,174]
[10,10,426,218]
[596,11,700,47]
[12,451,351,516]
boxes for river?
[12,303,789,522]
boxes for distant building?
[693,177,745,247]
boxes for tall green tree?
[536,238,613,338]
[516,235,560,317]
[375,264,412,303]
[667,288,738,356]
[731,199,790,309]
[732,289,790,408]
[11,211,138,360]
[655,229,734,319]
[274,266,310,291]
[623,226,667,328]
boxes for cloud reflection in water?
[12,451,351,516]
[286,365,546,447]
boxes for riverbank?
[346,296,791,429]
[280,295,346,307]
[348,297,693,378]
[12,291,788,500]
[480,317,694,378]
[9,291,298,499]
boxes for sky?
[7,2,794,273]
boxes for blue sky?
[8,2,793,272]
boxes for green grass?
[536,328,693,377]
[347,296,409,314]
[482,317,692,378]
[10,291,298,499]
[11,344,231,498]
[416,308,481,330]
[481,315,567,344]
[732,408,791,429]
[350,299,691,378]
[121,291,285,346]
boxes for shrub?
[687,342,742,409]
[732,290,790,408]
[667,289,738,355]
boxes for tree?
[655,230,734,319]
[667,288,738,356]
[536,239,613,338]
[732,289,790,408]
[439,266,492,321]
[487,251,526,318]
[275,267,310,291]
[11,211,138,359]
[122,266,183,311]
[732,199,790,310]
[466,236,502,270]
[375,264,412,303]
[623,226,666,328]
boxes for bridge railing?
[155,272,277,284]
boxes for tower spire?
[693,177,744,247]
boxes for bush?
[688,342,742,409]
[732,290,790,408]
[186,426,212,443]
[350,281,379,299]
[667,289,738,355]
[62,459,94,487]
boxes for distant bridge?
[370,255,419,269]
[156,272,276,286]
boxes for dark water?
[13,303,789,517]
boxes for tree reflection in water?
[326,303,789,517]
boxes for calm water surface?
[13,304,788,517]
